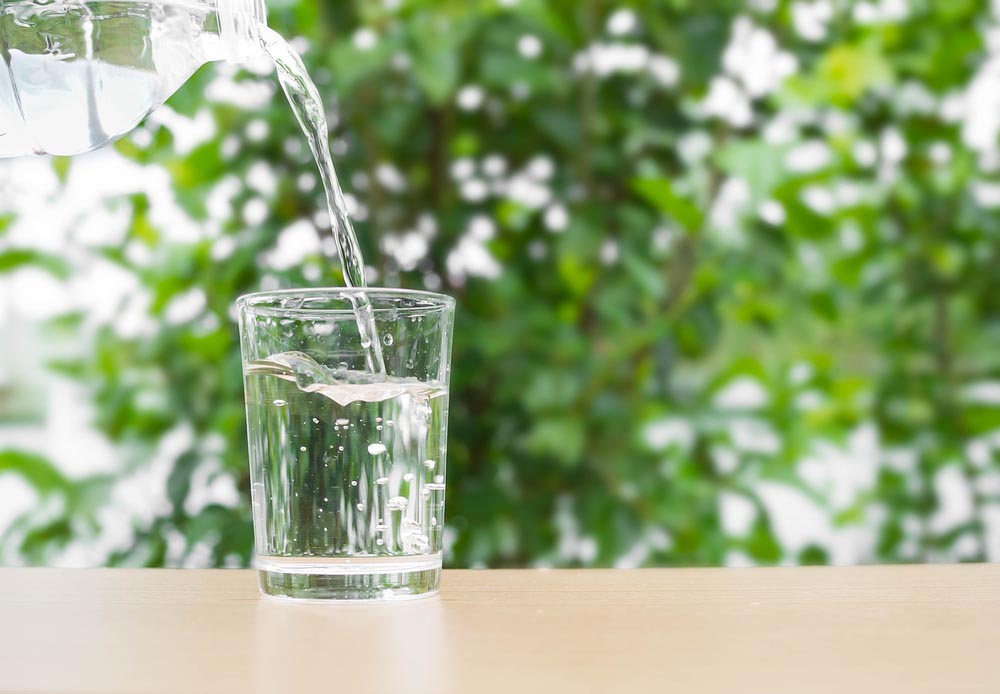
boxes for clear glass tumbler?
[237,288,455,600]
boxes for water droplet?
[336,418,349,426]
[356,502,364,511]
[382,333,394,346]
[376,417,383,423]
[272,399,286,407]
[434,474,444,484]
[375,524,387,532]
[376,425,383,431]
[423,459,436,470]
[386,420,395,427]
[387,496,408,510]
[431,516,437,525]
[368,443,387,455]
[351,480,358,486]
[376,538,384,545]
[338,445,344,451]
[337,361,349,372]
[403,473,414,482]
[299,446,307,452]
[376,476,389,485]
[312,417,320,424]
[323,497,329,502]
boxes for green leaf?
[526,418,585,467]
[715,141,791,202]
[0,450,69,494]
[631,178,703,232]
[0,249,71,279]
[52,156,71,183]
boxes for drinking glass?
[237,288,455,600]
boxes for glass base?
[256,554,441,601]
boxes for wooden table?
[0,565,998,693]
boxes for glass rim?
[236,287,456,317]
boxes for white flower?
[353,28,377,51]
[375,163,407,192]
[792,0,833,42]
[607,9,638,36]
[447,234,501,281]
[526,155,555,181]
[460,179,490,202]
[722,17,797,98]
[880,127,907,164]
[450,158,476,180]
[960,56,1000,153]
[785,140,832,173]
[801,185,836,215]
[714,376,769,410]
[700,76,753,127]
[518,34,542,59]
[647,55,680,88]
[758,199,786,225]
[642,417,695,451]
[457,85,485,111]
[382,231,429,271]
[574,42,650,77]
[544,204,569,232]
[720,492,757,536]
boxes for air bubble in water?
[338,445,344,451]
[368,443,387,455]
[376,538,384,545]
[273,399,287,407]
[376,425,383,431]
[312,417,320,424]
[403,473,414,482]
[382,333,394,346]
[423,459,436,470]
[376,476,389,485]
[335,418,349,426]
[387,496,408,510]
[351,480,358,486]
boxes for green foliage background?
[3,0,1000,567]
